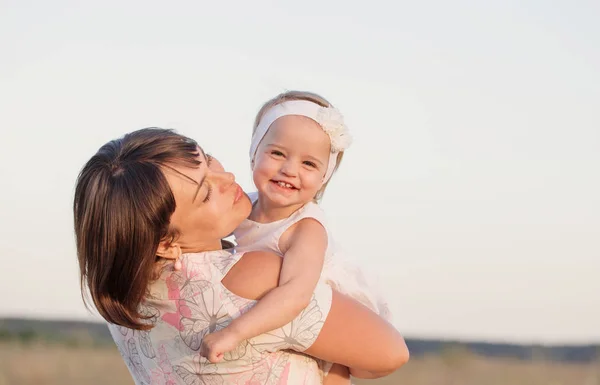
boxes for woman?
[74,128,408,385]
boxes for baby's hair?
[253,90,345,201]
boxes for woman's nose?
[212,170,235,192]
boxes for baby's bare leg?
[323,363,351,385]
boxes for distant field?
[1,342,599,385]
[354,354,600,385]
[0,342,130,385]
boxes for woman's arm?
[201,219,326,362]
[222,250,409,375]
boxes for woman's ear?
[156,240,182,261]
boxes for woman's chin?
[237,194,253,219]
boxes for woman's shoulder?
[151,248,283,300]
[184,247,240,269]
[148,249,242,300]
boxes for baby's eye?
[303,161,317,168]
[271,150,284,157]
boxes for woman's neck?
[249,196,307,223]
[180,239,223,254]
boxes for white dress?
[234,193,392,324]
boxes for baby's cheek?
[307,174,323,189]
[255,168,271,184]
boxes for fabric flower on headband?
[315,106,353,153]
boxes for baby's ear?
[156,240,182,261]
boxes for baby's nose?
[280,161,298,176]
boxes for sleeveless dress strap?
[270,202,330,246]
[235,193,330,256]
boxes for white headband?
[249,100,352,183]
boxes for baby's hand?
[200,327,242,363]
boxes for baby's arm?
[201,218,327,363]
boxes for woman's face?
[163,148,251,252]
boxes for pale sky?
[0,0,598,344]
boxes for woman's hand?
[200,327,243,363]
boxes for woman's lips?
[233,184,244,203]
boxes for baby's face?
[252,115,331,209]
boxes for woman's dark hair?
[73,128,201,330]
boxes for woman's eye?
[203,184,212,203]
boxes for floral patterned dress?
[108,249,333,385]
